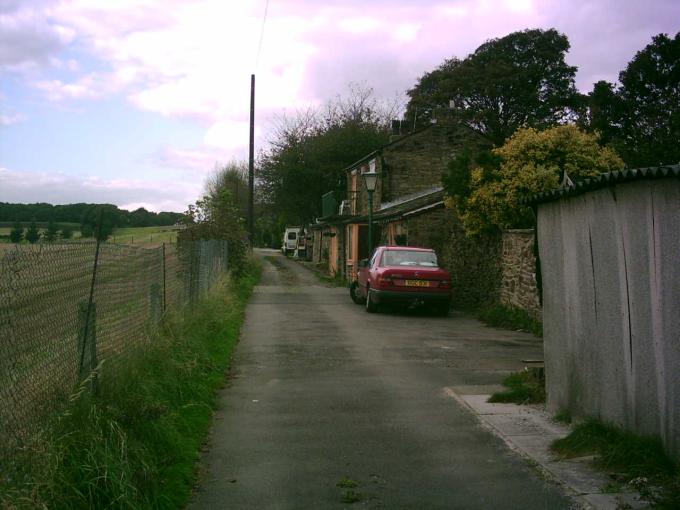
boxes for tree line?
[0,203,183,229]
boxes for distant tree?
[586,33,680,167]
[25,221,40,244]
[205,162,249,221]
[406,28,581,145]
[9,221,23,243]
[43,220,59,242]
[80,223,93,238]
[60,225,74,239]
[81,205,118,241]
[452,125,624,234]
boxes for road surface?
[189,250,574,509]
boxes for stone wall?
[382,123,487,201]
[499,230,541,319]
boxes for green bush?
[477,303,542,337]
[488,370,545,404]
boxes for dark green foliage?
[25,221,40,244]
[43,220,59,242]
[180,164,250,275]
[0,262,261,509]
[552,420,676,480]
[442,148,499,200]
[60,225,74,239]
[406,28,580,145]
[0,202,182,228]
[81,205,117,241]
[9,221,23,243]
[257,84,395,227]
[587,32,680,167]
[488,370,545,404]
[477,303,543,337]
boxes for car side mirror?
[358,259,368,268]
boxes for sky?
[1,0,678,212]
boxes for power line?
[255,0,270,70]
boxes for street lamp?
[362,170,378,257]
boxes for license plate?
[404,280,430,287]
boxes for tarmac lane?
[188,249,576,509]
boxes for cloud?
[155,146,243,174]
[0,112,26,126]
[0,166,198,212]
[0,4,75,69]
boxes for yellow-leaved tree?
[456,125,624,234]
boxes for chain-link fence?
[0,239,228,461]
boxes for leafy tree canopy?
[449,125,624,234]
[25,221,40,244]
[587,32,680,167]
[406,28,581,145]
[257,83,398,225]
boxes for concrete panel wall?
[538,178,680,459]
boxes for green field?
[0,225,182,247]
[109,226,182,246]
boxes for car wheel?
[350,281,365,304]
[365,288,378,313]
[435,301,451,317]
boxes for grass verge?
[477,303,543,337]
[0,259,261,510]
[488,369,546,404]
[552,419,679,508]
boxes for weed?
[488,369,545,404]
[552,419,679,508]
[554,409,572,424]
[337,476,359,489]
[341,489,363,504]
[0,259,261,510]
[477,303,543,337]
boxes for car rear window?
[381,250,438,267]
[287,232,297,240]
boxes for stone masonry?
[499,230,541,319]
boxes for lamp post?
[362,171,378,257]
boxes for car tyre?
[435,301,451,317]
[350,281,365,304]
[365,289,378,313]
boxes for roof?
[528,165,680,205]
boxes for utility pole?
[248,74,255,245]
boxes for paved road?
[189,250,574,509]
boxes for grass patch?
[552,419,679,508]
[337,476,359,489]
[554,409,572,424]
[0,259,261,510]
[488,369,545,404]
[477,303,543,337]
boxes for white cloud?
[0,112,26,126]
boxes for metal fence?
[0,239,228,459]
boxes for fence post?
[77,300,97,384]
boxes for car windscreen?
[381,250,438,267]
[287,232,297,240]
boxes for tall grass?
[1,260,261,509]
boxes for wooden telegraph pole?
[248,74,255,244]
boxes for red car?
[350,246,452,315]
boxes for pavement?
[187,250,636,509]
[448,391,648,510]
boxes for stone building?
[310,119,488,283]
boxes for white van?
[281,226,301,256]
